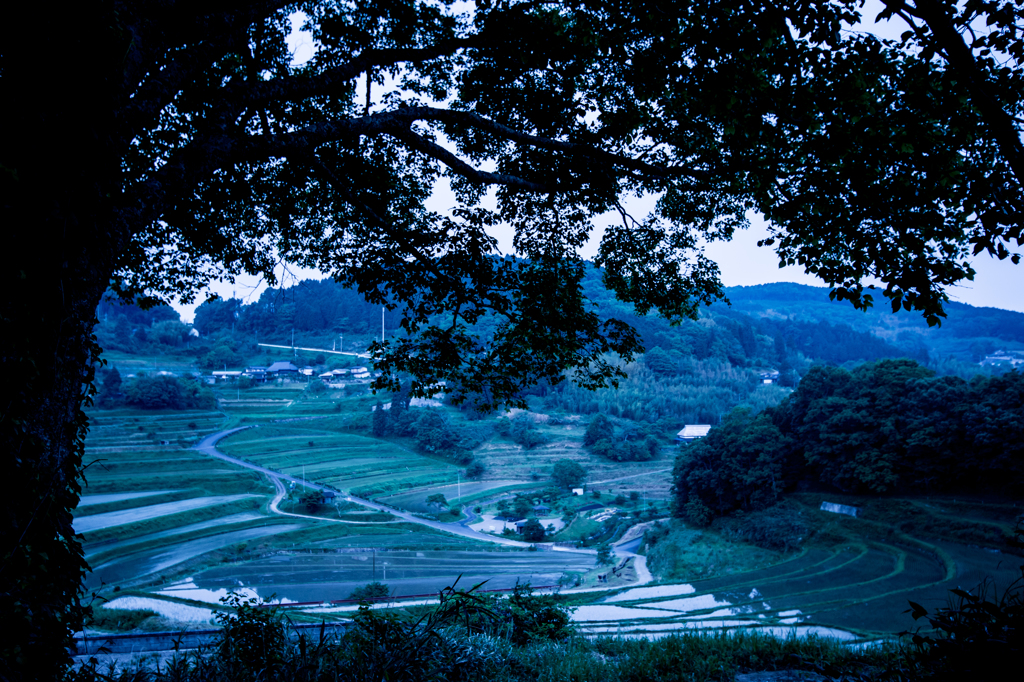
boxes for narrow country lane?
[194,426,598,554]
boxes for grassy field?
[216,424,465,498]
[596,493,1024,640]
[78,388,1023,644]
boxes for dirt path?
[195,427,566,550]
[194,425,656,591]
[590,468,673,486]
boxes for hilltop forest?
[93,268,1024,425]
[672,360,1024,528]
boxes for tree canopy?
[672,361,1024,525]
[2,1,1023,677]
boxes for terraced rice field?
[216,383,307,413]
[216,425,464,498]
[187,548,595,604]
[574,534,1021,640]
[473,421,675,500]
[379,480,530,511]
[77,411,315,589]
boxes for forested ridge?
[672,359,1024,527]
[95,268,1024,378]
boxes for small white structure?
[571,488,584,496]
[820,501,859,518]
[675,425,712,443]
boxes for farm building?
[267,361,299,375]
[243,366,268,382]
[675,425,712,443]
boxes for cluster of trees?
[583,414,660,462]
[493,414,548,449]
[673,361,1024,526]
[372,393,487,477]
[96,368,215,411]
[94,296,193,355]
[193,279,396,346]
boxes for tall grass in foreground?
[71,629,905,682]
[71,587,901,682]
[72,564,1024,682]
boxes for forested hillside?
[721,282,1024,363]
[93,268,1024,422]
[672,360,1024,526]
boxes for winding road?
[198,427,557,548]
[193,425,653,590]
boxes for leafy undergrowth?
[72,566,1024,682]
[644,522,785,582]
[83,608,161,633]
[72,600,897,682]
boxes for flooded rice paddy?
[604,584,696,602]
[78,491,178,507]
[101,596,217,624]
[87,524,303,585]
[74,495,260,533]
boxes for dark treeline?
[94,268,1021,399]
[724,282,1024,360]
[672,360,1024,526]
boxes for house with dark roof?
[266,361,298,375]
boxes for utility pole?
[457,469,461,503]
[381,307,384,344]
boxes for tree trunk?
[0,233,112,678]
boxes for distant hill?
[94,274,1024,381]
[717,282,1024,362]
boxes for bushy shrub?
[215,593,287,678]
[349,581,390,603]
[509,414,547,449]
[465,460,485,480]
[124,374,216,410]
[551,459,586,489]
[487,582,576,646]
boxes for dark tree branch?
[882,0,1024,192]
[301,152,455,288]
[385,126,552,192]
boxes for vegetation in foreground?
[72,569,1022,682]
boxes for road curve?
[194,426,571,551]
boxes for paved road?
[194,424,655,591]
[193,427,583,552]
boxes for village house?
[266,361,299,376]
[675,424,712,443]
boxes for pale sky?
[171,2,1022,321]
